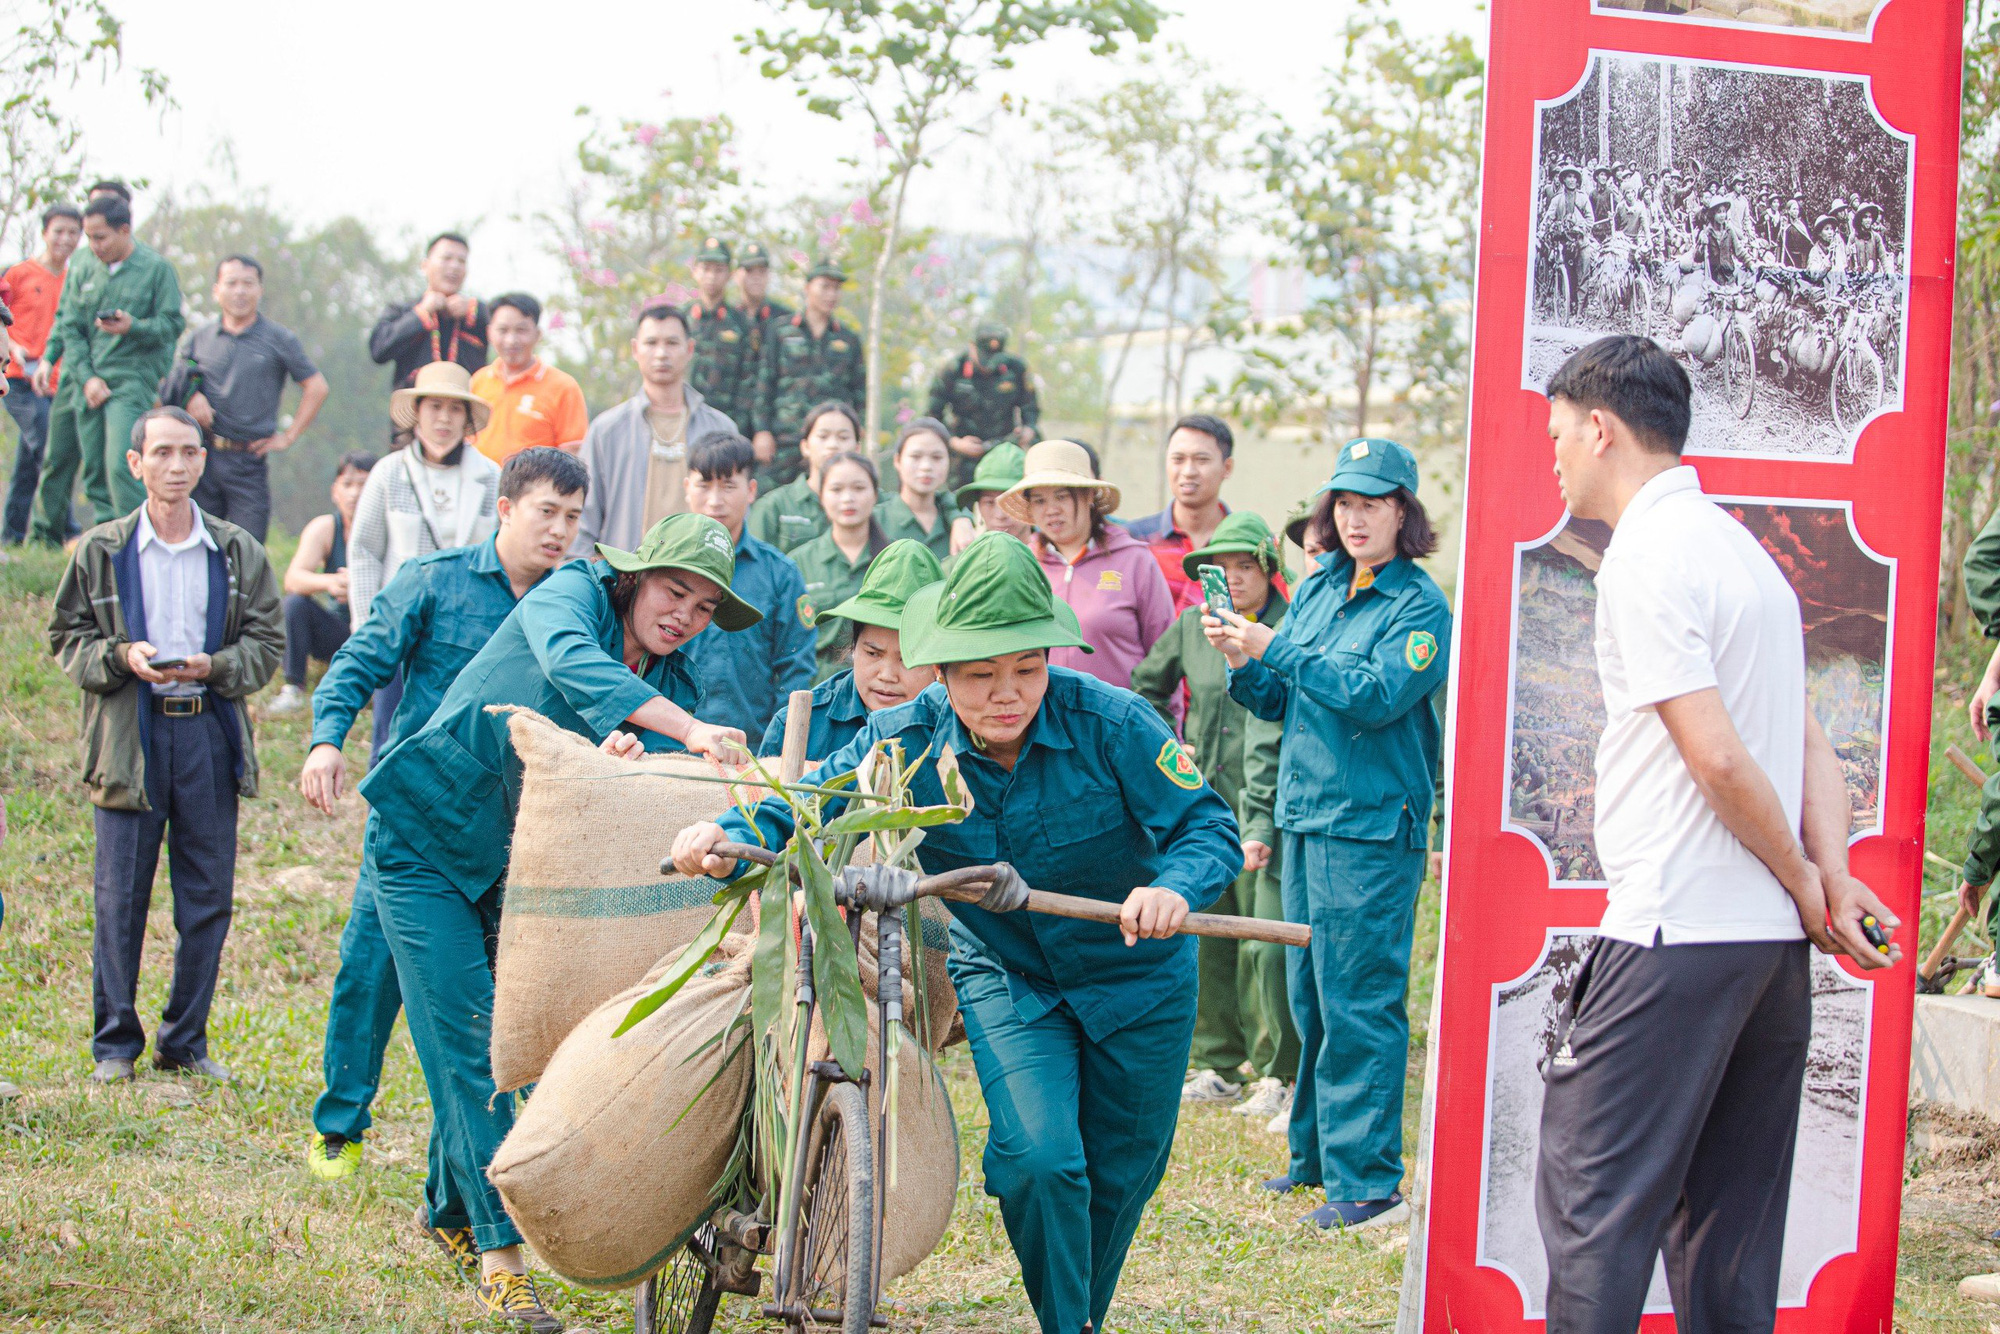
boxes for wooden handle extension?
[779,689,813,785]
[1947,742,1986,789]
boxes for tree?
[1,0,168,253]
[1212,1,1482,462]
[738,0,1164,445]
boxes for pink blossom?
[547,311,567,330]
[848,198,879,226]
[692,156,704,170]
[594,268,618,287]
[635,123,661,147]
[565,246,591,265]
[588,219,615,234]
[788,248,809,266]
[663,282,692,303]
[874,133,890,148]
[894,404,915,425]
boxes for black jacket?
[368,297,490,391]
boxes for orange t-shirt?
[469,359,590,463]
[3,257,65,379]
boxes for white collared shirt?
[1591,466,1808,946]
[137,504,217,697]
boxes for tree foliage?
[0,0,168,254]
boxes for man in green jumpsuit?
[34,195,184,533]
[680,533,1245,1334]
[686,236,756,434]
[1132,512,1299,1119]
[752,259,866,489]
[926,322,1040,492]
[359,513,757,1329]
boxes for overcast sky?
[66,0,1486,293]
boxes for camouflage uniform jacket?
[687,298,756,435]
[754,311,867,446]
[926,349,1039,445]
[738,297,793,367]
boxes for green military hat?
[1182,511,1290,581]
[738,239,773,268]
[1319,436,1420,500]
[899,532,1092,667]
[954,441,1027,505]
[1282,495,1314,551]
[807,258,849,283]
[819,539,945,630]
[974,322,1009,356]
[596,513,764,632]
[694,235,732,265]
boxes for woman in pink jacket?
[1000,439,1175,690]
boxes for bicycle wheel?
[1721,319,1755,420]
[1831,344,1884,440]
[635,1225,723,1334]
[785,1081,875,1334]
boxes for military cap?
[807,258,849,284]
[694,235,732,265]
[1318,436,1421,500]
[738,239,773,268]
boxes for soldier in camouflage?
[733,240,792,368]
[686,236,757,435]
[926,321,1040,491]
[752,258,866,489]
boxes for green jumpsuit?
[790,532,877,682]
[745,474,827,555]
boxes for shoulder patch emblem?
[797,594,817,627]
[1406,630,1439,671]
[829,339,849,352]
[719,329,738,342]
[997,380,1016,394]
[1095,570,1124,592]
[1156,739,1202,790]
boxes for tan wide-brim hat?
[998,439,1120,526]
[389,361,492,434]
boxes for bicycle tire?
[1831,343,1884,440]
[1721,319,1755,420]
[784,1081,876,1334]
[635,1225,724,1334]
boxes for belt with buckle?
[210,436,249,452]
[152,693,206,716]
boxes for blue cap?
[1318,437,1419,499]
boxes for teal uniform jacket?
[681,526,816,741]
[1228,552,1450,845]
[722,666,1244,1040]
[309,536,543,755]
[755,667,867,761]
[359,558,702,899]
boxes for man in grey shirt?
[178,254,329,542]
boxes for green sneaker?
[305,1132,362,1182]
[413,1204,481,1284]
[474,1269,562,1332]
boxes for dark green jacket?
[791,533,876,682]
[688,298,756,433]
[53,241,185,390]
[875,491,962,562]
[924,349,1039,443]
[1132,594,1289,818]
[746,474,827,555]
[1962,511,2000,885]
[753,312,866,444]
[47,507,283,810]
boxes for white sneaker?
[1265,1106,1289,1136]
[1233,1077,1290,1120]
[265,683,308,716]
[1181,1069,1243,1104]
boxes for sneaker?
[0,1077,19,1100]
[1265,1106,1290,1137]
[1302,1192,1410,1231]
[89,1058,135,1085]
[1234,1077,1290,1120]
[475,1269,563,1332]
[1260,1174,1318,1195]
[153,1053,230,1083]
[306,1132,362,1182]
[1181,1069,1243,1105]
[1961,1271,2000,1303]
[414,1204,481,1284]
[265,683,308,716]
[1983,955,2000,999]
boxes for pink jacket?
[1034,525,1177,691]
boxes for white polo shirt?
[1591,466,1807,946]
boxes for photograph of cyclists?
[1504,501,1890,884]
[1592,0,1882,37]
[1523,52,1911,457]
[1475,928,1869,1318]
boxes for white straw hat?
[998,440,1120,526]
[389,361,492,434]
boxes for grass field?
[0,531,1998,1332]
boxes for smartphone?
[146,655,189,671]
[94,309,119,326]
[1197,563,1234,616]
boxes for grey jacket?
[572,384,737,556]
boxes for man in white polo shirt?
[1533,335,1900,1333]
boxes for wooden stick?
[1922,744,1990,980]
[779,689,813,785]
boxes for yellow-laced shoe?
[412,1204,480,1284]
[304,1132,361,1182]
[474,1269,562,1332]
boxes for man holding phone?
[46,406,283,1085]
[33,194,185,532]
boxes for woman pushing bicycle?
[674,532,1244,1334]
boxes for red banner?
[1402,1,1962,1328]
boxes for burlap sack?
[492,709,759,1092]
[489,934,754,1288]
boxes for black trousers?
[281,593,349,687]
[91,707,239,1063]
[190,447,271,544]
[1535,935,1811,1334]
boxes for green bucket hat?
[899,533,1091,668]
[1181,511,1290,582]
[1282,495,1315,551]
[596,513,763,632]
[1319,436,1420,499]
[954,441,1027,504]
[819,539,944,630]
[694,235,732,266]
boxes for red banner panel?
[1402,1,1963,1329]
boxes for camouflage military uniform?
[754,312,867,487]
[926,324,1040,490]
[734,240,795,367]
[688,298,756,435]
[1962,509,2000,907]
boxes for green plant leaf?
[819,802,969,835]
[750,853,793,1056]
[799,837,869,1080]
[613,895,746,1036]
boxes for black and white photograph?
[1523,52,1912,458]
[1505,501,1892,883]
[1476,931,1871,1317]
[1592,0,1885,38]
